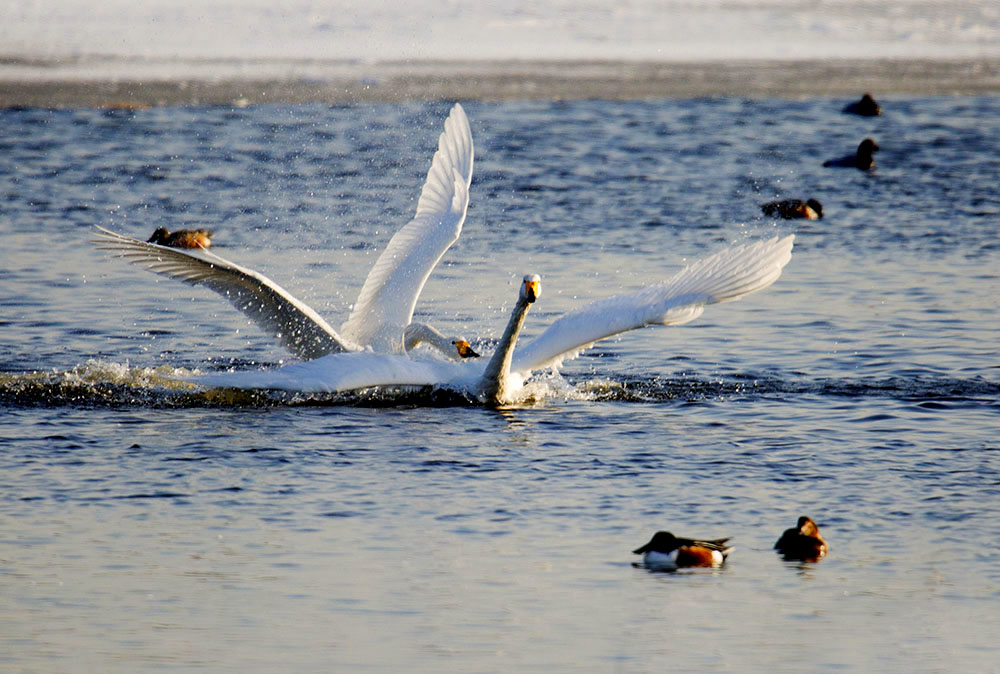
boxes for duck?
[146,227,214,249]
[843,93,882,116]
[774,515,828,561]
[823,138,879,171]
[761,198,823,220]
[632,531,733,570]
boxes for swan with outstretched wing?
[93,103,474,359]
[192,235,793,404]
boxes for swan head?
[452,339,480,358]
[521,274,541,304]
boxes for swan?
[93,103,474,360]
[192,235,794,404]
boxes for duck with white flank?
[633,531,734,570]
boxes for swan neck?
[480,295,531,403]
[404,322,451,355]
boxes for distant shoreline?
[2,58,998,107]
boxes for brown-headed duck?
[762,198,823,220]
[147,227,213,249]
[774,515,828,561]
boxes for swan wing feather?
[92,225,355,359]
[340,103,474,352]
[511,235,794,374]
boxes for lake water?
[1,97,998,671]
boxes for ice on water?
[1,0,998,80]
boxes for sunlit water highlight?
[1,97,998,671]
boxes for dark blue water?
[1,97,998,672]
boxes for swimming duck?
[823,138,879,171]
[774,515,828,561]
[632,531,733,570]
[843,93,882,116]
[761,198,823,220]
[147,227,213,249]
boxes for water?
[1,98,999,672]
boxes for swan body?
[192,236,793,403]
[93,103,474,359]
[197,275,540,405]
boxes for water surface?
[1,97,998,672]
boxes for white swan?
[93,103,474,360]
[192,235,794,404]
[196,275,540,404]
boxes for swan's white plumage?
[340,104,474,352]
[196,273,539,404]
[93,103,474,359]
[193,236,794,402]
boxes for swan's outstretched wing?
[193,351,471,393]
[340,103,475,352]
[93,226,357,359]
[511,235,794,374]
